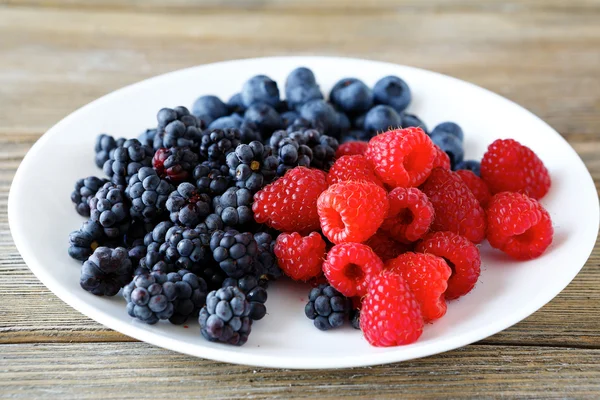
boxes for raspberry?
[480,139,551,199]
[253,167,328,233]
[432,144,451,170]
[486,192,553,260]
[274,232,326,281]
[364,230,411,262]
[416,231,481,300]
[335,141,368,158]
[360,271,424,347]
[365,127,436,188]
[385,252,451,322]
[380,187,434,243]
[420,167,486,244]
[326,155,384,188]
[322,243,384,297]
[456,169,491,208]
[317,180,388,244]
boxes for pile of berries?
[68,66,553,348]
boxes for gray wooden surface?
[1,0,600,398]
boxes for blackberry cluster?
[123,273,178,324]
[89,182,130,238]
[253,232,282,279]
[162,270,208,325]
[80,247,133,296]
[166,183,211,227]
[103,139,153,186]
[195,213,225,234]
[212,187,254,228]
[193,161,231,196]
[289,128,339,171]
[126,167,173,222]
[154,106,204,149]
[269,130,312,176]
[160,225,212,271]
[71,176,108,217]
[199,286,252,346]
[223,275,268,320]
[68,220,105,262]
[95,134,124,168]
[210,230,258,278]
[226,141,278,192]
[152,147,199,183]
[305,284,351,331]
[199,128,242,162]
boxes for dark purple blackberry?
[95,134,124,169]
[167,269,208,325]
[268,130,312,176]
[102,138,153,186]
[195,213,225,235]
[226,141,278,192]
[193,161,232,197]
[199,286,252,345]
[125,167,174,222]
[212,187,254,228]
[199,264,227,292]
[136,250,175,275]
[253,232,282,280]
[222,275,268,321]
[210,230,257,278]
[304,284,350,331]
[289,128,339,171]
[350,308,361,330]
[128,238,147,267]
[68,220,105,262]
[123,272,177,324]
[154,106,204,149]
[138,128,157,148]
[159,226,212,271]
[199,128,242,162]
[152,147,199,184]
[80,247,133,296]
[143,221,174,253]
[71,176,108,217]
[89,182,130,238]
[166,182,211,227]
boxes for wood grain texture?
[0,0,600,397]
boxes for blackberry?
[199,286,252,345]
[143,221,174,253]
[80,247,133,296]
[152,147,199,184]
[136,250,175,275]
[304,284,350,331]
[95,134,124,169]
[128,239,147,267]
[350,308,361,330]
[154,106,204,149]
[71,176,108,217]
[210,230,257,278]
[192,95,229,125]
[68,220,105,262]
[89,182,130,238]
[289,129,338,171]
[164,269,208,325]
[126,167,174,222]
[193,161,232,197]
[123,272,177,324]
[138,128,157,148]
[195,213,225,234]
[226,141,278,192]
[199,264,227,292]
[253,232,282,280]
[223,275,268,320]
[212,187,254,228]
[166,182,211,227]
[159,225,212,271]
[199,128,242,162]
[268,130,312,176]
[103,138,153,186]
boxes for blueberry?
[400,113,428,133]
[432,132,464,168]
[241,75,280,108]
[329,78,373,115]
[373,75,411,113]
[192,95,229,124]
[286,84,323,111]
[364,105,401,135]
[431,122,464,142]
[244,103,283,137]
[299,100,338,135]
[340,130,370,143]
[454,160,481,176]
[285,67,317,88]
[227,92,246,115]
[352,113,366,129]
[281,110,299,127]
[335,112,351,134]
[208,115,243,130]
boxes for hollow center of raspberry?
[403,146,431,175]
[441,257,456,276]
[396,208,414,225]
[345,263,365,281]
[250,160,261,171]
[514,227,536,244]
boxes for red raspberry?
[481,139,551,199]
[322,243,384,297]
[385,252,451,322]
[253,167,327,233]
[420,167,486,244]
[327,155,384,188]
[380,187,434,243]
[416,231,481,300]
[456,169,491,208]
[365,127,436,188]
[317,180,389,244]
[486,192,553,260]
[335,141,368,158]
[274,232,326,281]
[360,271,424,347]
[432,144,451,170]
[364,230,411,261]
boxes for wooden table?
[1,1,600,397]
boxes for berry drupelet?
[126,167,174,222]
[71,176,108,217]
[154,106,204,149]
[223,275,268,320]
[123,272,177,324]
[305,284,351,331]
[166,182,211,227]
[152,147,199,184]
[164,269,209,325]
[159,225,213,272]
[89,182,130,238]
[212,187,254,228]
[136,250,175,275]
[80,247,133,296]
[103,138,153,186]
[199,286,253,345]
[226,141,278,192]
[193,161,232,197]
[195,213,225,234]
[199,128,242,162]
[210,229,258,278]
[95,134,124,169]
[68,220,106,262]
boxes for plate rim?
[8,55,600,369]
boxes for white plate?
[9,56,599,369]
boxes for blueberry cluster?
[430,122,481,174]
